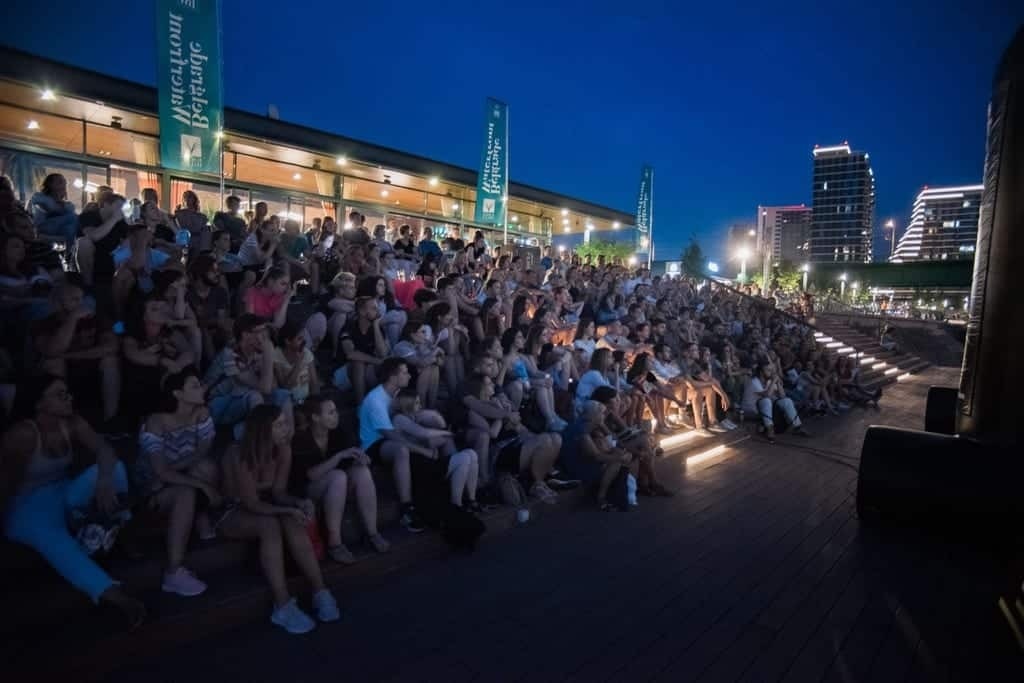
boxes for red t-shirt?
[393,278,425,311]
[246,287,286,318]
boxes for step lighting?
[686,445,729,467]
[872,362,888,370]
[859,357,876,364]
[659,430,705,450]
[837,347,855,354]
[826,342,843,348]
[884,367,900,376]
[896,373,912,381]
[817,336,834,343]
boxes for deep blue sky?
[6,1,1021,261]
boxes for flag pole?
[647,167,655,269]
[502,104,510,247]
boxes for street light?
[839,272,848,299]
[801,263,810,290]
[707,261,719,273]
[735,247,751,281]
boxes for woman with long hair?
[217,404,340,634]
[29,173,78,247]
[135,367,218,597]
[1,375,144,628]
[291,396,389,564]
[173,189,211,255]
[500,327,566,432]
[391,321,442,409]
[121,293,196,425]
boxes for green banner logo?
[156,0,223,174]
[474,98,508,225]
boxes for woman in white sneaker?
[217,404,340,634]
[135,367,219,598]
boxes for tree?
[681,238,706,277]
[574,239,636,264]
[775,260,802,292]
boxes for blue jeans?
[4,461,129,603]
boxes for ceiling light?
[613,221,621,229]
[381,189,389,198]
[451,203,459,210]
[562,218,569,226]
[561,208,568,217]
[293,173,302,180]
[563,226,570,233]
[40,89,56,101]
[429,177,439,187]
[336,156,347,165]
[511,215,518,223]
[26,120,39,130]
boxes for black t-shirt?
[213,211,247,250]
[78,208,102,238]
[289,428,356,493]
[393,238,416,257]
[186,284,230,328]
[85,218,129,285]
[339,318,378,365]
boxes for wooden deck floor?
[98,366,1023,682]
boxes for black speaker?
[924,386,958,435]
[857,426,1023,537]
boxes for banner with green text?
[156,0,223,174]
[474,98,509,226]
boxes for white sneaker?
[312,589,341,622]
[720,419,738,430]
[529,481,558,504]
[271,598,316,634]
[707,423,728,434]
[161,567,207,597]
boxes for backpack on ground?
[441,503,486,551]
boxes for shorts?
[366,439,384,462]
[494,436,523,474]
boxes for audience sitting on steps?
[0,176,872,634]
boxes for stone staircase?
[812,316,932,392]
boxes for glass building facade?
[890,185,983,263]
[0,47,635,249]
[810,144,875,263]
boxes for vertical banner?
[635,165,654,266]
[474,97,509,227]
[156,0,223,174]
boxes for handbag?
[66,497,132,557]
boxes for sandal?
[327,544,356,565]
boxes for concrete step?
[4,423,747,680]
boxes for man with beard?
[186,253,232,364]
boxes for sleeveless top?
[19,421,73,495]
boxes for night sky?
[6,1,1021,262]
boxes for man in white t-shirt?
[358,357,430,532]
[741,363,807,441]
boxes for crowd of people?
[0,174,878,634]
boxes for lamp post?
[736,247,751,282]
[840,272,848,299]
[801,263,810,290]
